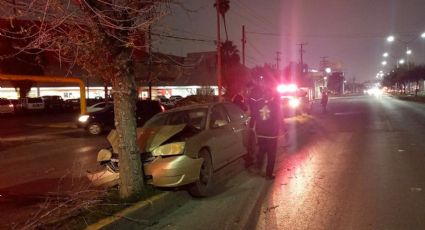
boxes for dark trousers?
[256,137,277,177]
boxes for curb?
[86,191,189,230]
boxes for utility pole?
[241,25,246,66]
[297,43,307,75]
[148,24,152,100]
[216,0,223,101]
[275,51,281,70]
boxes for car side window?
[223,103,246,122]
[94,103,105,108]
[210,105,229,128]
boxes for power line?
[154,25,216,40]
[232,0,278,32]
[246,55,262,65]
[246,31,420,39]
[151,32,215,43]
[229,8,272,33]
[247,41,268,59]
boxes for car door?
[102,106,115,129]
[223,103,250,161]
[207,104,239,168]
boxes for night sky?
[155,0,425,82]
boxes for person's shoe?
[265,174,276,180]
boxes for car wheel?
[189,149,213,197]
[87,122,103,135]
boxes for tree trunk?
[222,16,229,41]
[112,53,145,200]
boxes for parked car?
[87,101,113,113]
[78,100,164,135]
[0,98,14,114]
[42,95,64,110]
[157,96,175,109]
[90,102,251,197]
[15,97,45,112]
[64,98,80,111]
[169,95,183,102]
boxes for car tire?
[87,122,103,135]
[189,149,213,197]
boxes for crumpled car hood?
[107,124,187,154]
[137,124,186,152]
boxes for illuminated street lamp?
[406,49,412,55]
[325,67,331,74]
[421,32,425,39]
[399,59,405,64]
[383,52,389,58]
[381,61,387,66]
[387,35,395,42]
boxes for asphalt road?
[0,112,109,228]
[2,95,425,229]
[141,95,425,230]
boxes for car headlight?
[97,148,112,162]
[152,142,185,157]
[288,98,300,108]
[78,115,90,123]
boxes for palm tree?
[221,40,240,65]
[214,0,230,40]
[220,40,245,98]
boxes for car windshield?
[144,108,208,130]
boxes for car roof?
[163,102,230,114]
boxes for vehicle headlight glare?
[289,98,300,108]
[152,142,185,157]
[78,115,90,123]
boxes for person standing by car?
[253,89,282,180]
[232,93,248,112]
[321,88,329,113]
[245,81,264,167]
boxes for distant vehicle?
[0,98,14,114]
[276,83,312,116]
[64,98,80,111]
[42,95,64,110]
[169,95,183,101]
[157,96,175,109]
[87,102,113,113]
[16,97,45,112]
[90,102,251,197]
[78,100,164,135]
